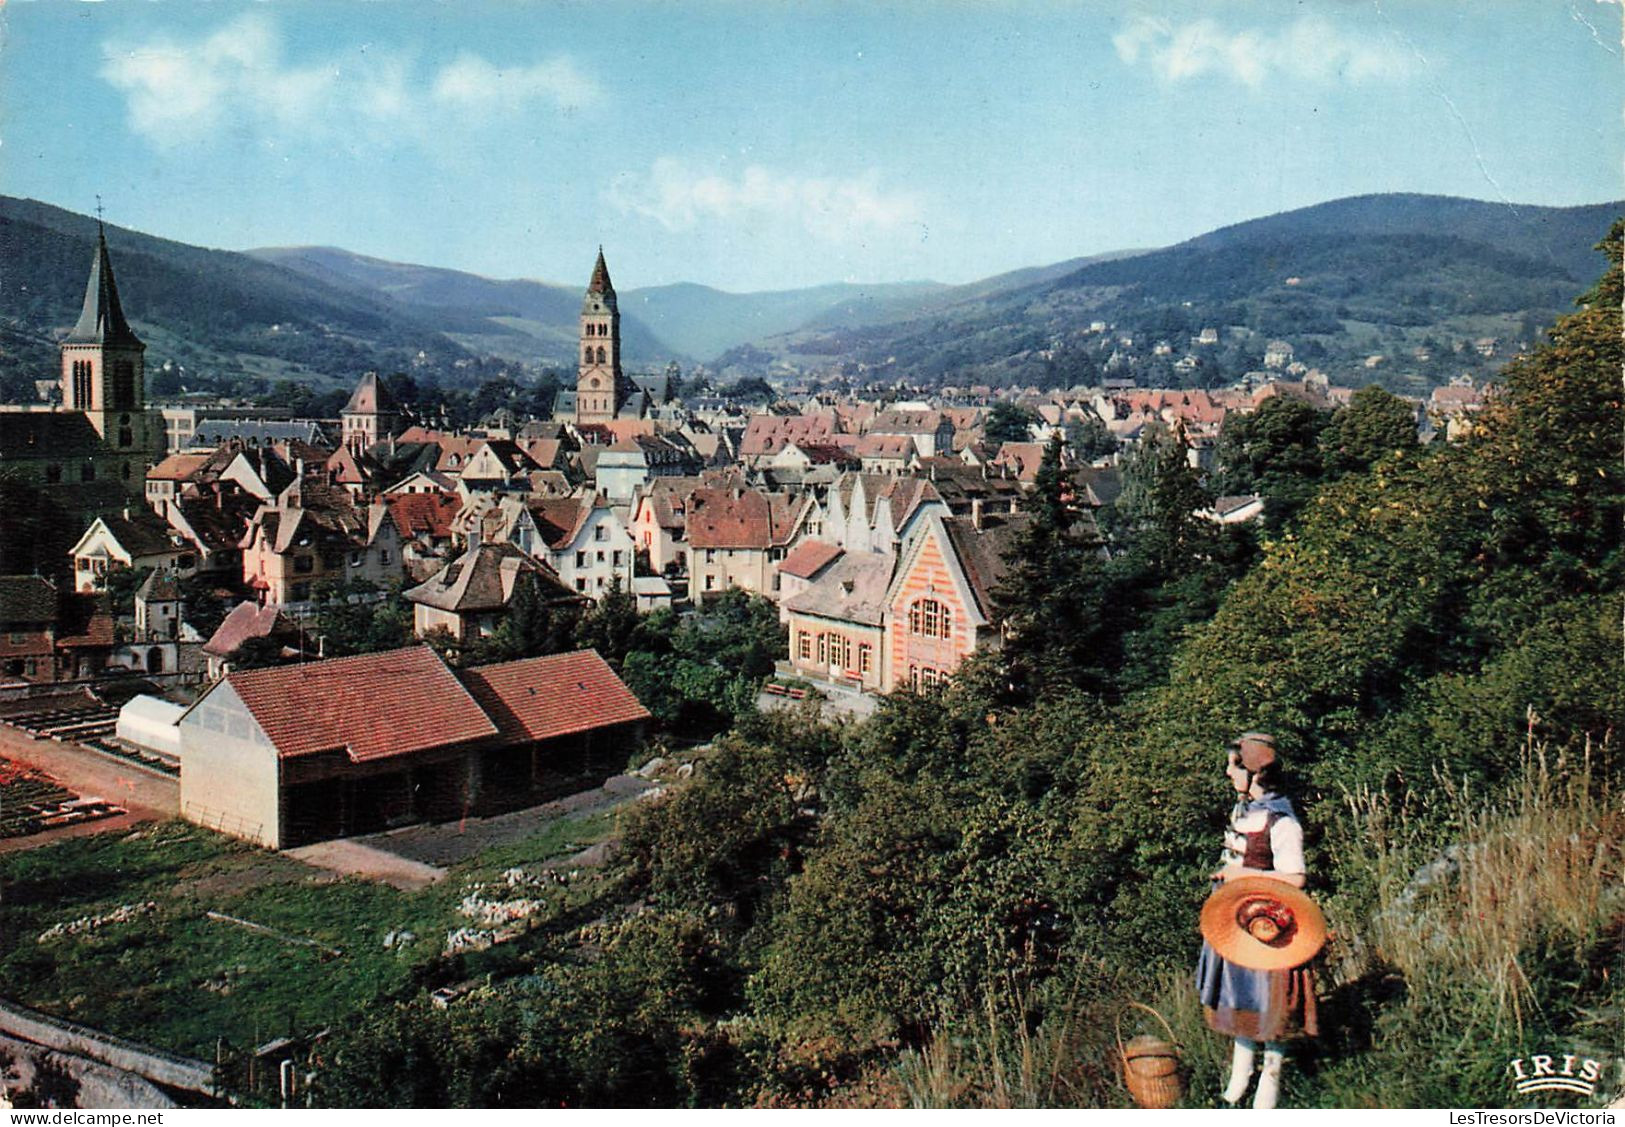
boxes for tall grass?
[1348,737,1621,1037]
[891,732,1622,1108]
[895,967,1128,1108]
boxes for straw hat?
[1200,876,1327,970]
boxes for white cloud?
[100,15,598,149]
[610,159,925,245]
[1113,14,1418,87]
[431,53,599,113]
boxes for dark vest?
[1241,811,1283,870]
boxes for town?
[0,229,1500,844]
[0,1,1618,1113]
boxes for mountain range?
[1,192,1618,400]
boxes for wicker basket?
[1116,1002,1184,1109]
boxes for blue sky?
[2,1,1620,291]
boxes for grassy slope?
[0,810,614,1059]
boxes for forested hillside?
[305,226,1622,1108]
[746,196,1620,392]
[0,198,482,397]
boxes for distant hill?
[253,250,956,365]
[0,196,483,396]
[618,280,950,361]
[5,192,1617,404]
[246,246,681,367]
[741,194,1622,393]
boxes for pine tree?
[991,434,1112,701]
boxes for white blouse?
[1219,799,1306,876]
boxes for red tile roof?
[739,413,838,457]
[148,452,213,481]
[778,538,843,580]
[687,488,800,549]
[222,646,497,762]
[385,491,461,540]
[460,650,650,746]
[203,601,296,657]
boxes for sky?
[1,1,1620,292]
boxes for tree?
[720,377,774,403]
[231,634,286,670]
[1063,413,1118,460]
[1113,423,1215,579]
[105,565,154,621]
[1321,385,1419,477]
[309,579,381,658]
[1214,395,1330,531]
[177,572,230,639]
[983,401,1036,446]
[575,577,640,668]
[475,574,580,664]
[990,434,1112,700]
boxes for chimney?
[971,498,984,531]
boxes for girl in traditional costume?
[1194,731,1318,1109]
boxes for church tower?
[59,223,155,462]
[576,249,633,424]
[341,371,401,453]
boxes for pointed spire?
[343,371,398,415]
[65,221,144,349]
[587,247,614,296]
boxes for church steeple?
[65,223,144,351]
[60,218,150,458]
[577,248,628,424]
[586,246,615,301]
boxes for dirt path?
[0,726,178,853]
[352,774,658,868]
[283,839,447,892]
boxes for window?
[859,644,873,675]
[816,633,827,664]
[909,665,942,690]
[595,525,608,541]
[797,631,812,661]
[705,575,715,591]
[576,550,587,568]
[705,549,716,564]
[45,465,61,484]
[909,599,951,639]
[828,634,851,669]
[612,550,623,567]
[178,555,195,569]
[291,582,310,601]
[294,555,314,574]
[81,460,96,483]
[596,550,605,563]
[596,347,607,364]
[575,578,587,592]
[350,551,364,567]
[379,550,390,565]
